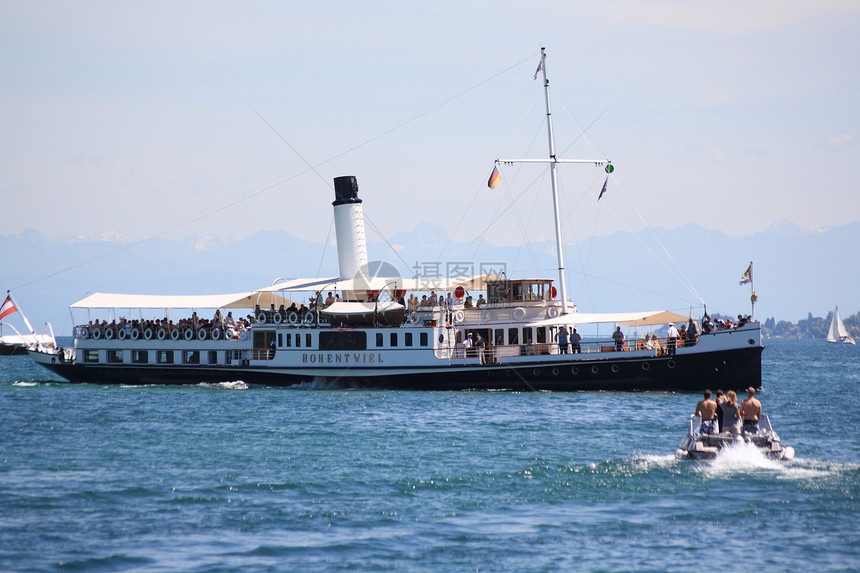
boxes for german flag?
[487,166,501,189]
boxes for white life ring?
[211,328,221,340]
[197,328,207,340]
[78,326,89,339]
[453,310,465,324]
[144,328,153,340]
[514,307,526,320]
[547,307,560,319]
[257,312,267,324]
[273,312,283,324]
[157,328,167,340]
[288,312,298,324]
[184,328,194,340]
[239,329,249,341]
[408,311,419,324]
[225,327,236,340]
[117,328,127,340]
[130,328,140,340]
[170,329,180,341]
[92,327,102,340]
[105,328,114,340]
[305,313,315,325]
[481,309,491,322]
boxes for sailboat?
[826,306,855,344]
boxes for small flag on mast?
[739,263,752,285]
[533,59,542,81]
[598,177,608,201]
[488,166,501,189]
[0,295,17,321]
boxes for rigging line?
[590,176,701,301]
[315,217,335,279]
[469,118,546,264]
[611,178,703,303]
[436,93,542,263]
[10,171,314,292]
[363,213,413,274]
[254,109,332,190]
[555,96,702,303]
[306,52,541,171]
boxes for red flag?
[487,166,501,189]
[0,295,17,321]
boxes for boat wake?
[197,380,249,391]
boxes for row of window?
[84,349,228,365]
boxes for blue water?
[1,339,858,572]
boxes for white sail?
[827,306,855,344]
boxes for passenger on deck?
[644,334,654,350]
[419,295,428,308]
[429,291,438,306]
[695,390,719,435]
[225,312,235,326]
[612,326,625,352]
[570,327,582,354]
[464,295,473,309]
[667,323,680,355]
[463,333,473,357]
[721,390,742,435]
[324,292,335,307]
[741,387,761,435]
[474,333,486,363]
[476,294,486,308]
[558,326,569,354]
[702,315,714,334]
[287,302,298,313]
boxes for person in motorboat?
[694,390,719,435]
[667,322,680,355]
[720,390,742,435]
[612,326,625,352]
[741,386,762,436]
[714,389,725,432]
[570,327,582,354]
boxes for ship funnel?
[332,176,369,281]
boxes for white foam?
[198,380,249,390]
[12,381,38,387]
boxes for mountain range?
[2,220,858,336]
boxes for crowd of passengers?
[81,309,255,340]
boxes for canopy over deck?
[70,291,294,310]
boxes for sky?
[2,0,859,252]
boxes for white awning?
[258,274,498,294]
[70,291,294,310]
[550,310,690,327]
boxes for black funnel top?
[333,176,362,206]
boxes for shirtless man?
[695,390,719,435]
[740,386,762,436]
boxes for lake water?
[1,339,857,572]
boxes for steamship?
[26,49,763,391]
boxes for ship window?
[319,331,367,351]
[376,332,383,347]
[295,332,301,348]
[107,350,123,364]
[305,333,312,348]
[208,351,218,365]
[405,332,413,347]
[523,327,533,344]
[508,328,519,345]
[390,333,398,347]
[157,350,174,364]
[183,350,200,364]
[285,333,291,347]
[512,283,523,301]
[132,350,148,364]
[278,333,283,347]
[84,350,99,363]
[536,327,547,344]
[494,329,504,345]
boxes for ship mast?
[497,47,612,315]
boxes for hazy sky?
[2,1,858,249]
